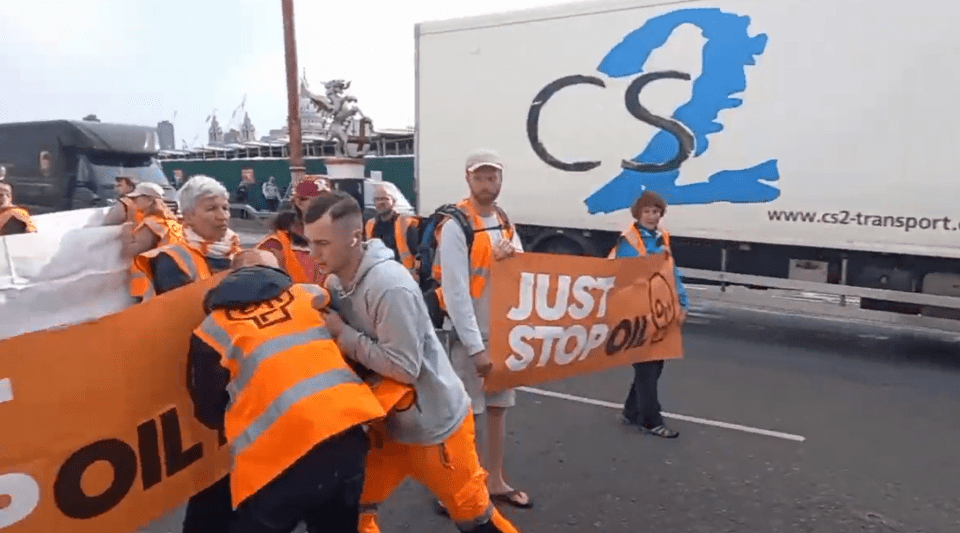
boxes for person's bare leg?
[484,406,529,505]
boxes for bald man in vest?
[364,185,420,279]
[188,249,395,533]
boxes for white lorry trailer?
[414,0,960,322]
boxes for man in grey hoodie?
[302,191,520,533]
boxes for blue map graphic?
[584,8,780,215]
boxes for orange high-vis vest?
[256,230,312,284]
[192,283,392,508]
[431,199,513,311]
[119,196,145,225]
[607,225,671,259]
[129,243,213,301]
[136,211,185,248]
[364,214,420,273]
[0,206,37,235]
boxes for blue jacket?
[614,225,689,310]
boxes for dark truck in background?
[0,120,177,214]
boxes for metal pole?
[839,257,849,306]
[281,0,305,188]
[720,246,728,292]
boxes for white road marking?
[518,386,806,443]
[0,378,12,404]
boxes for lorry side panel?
[416,0,960,260]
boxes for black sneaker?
[641,424,679,439]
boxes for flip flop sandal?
[490,489,534,509]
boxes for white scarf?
[184,227,241,258]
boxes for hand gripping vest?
[129,243,212,301]
[364,214,420,274]
[431,199,514,311]
[193,283,392,507]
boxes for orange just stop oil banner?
[485,252,684,392]
[0,274,231,533]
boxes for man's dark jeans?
[229,425,370,533]
[622,360,665,428]
[183,475,234,533]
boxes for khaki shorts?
[450,340,516,415]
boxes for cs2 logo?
[525,7,781,214]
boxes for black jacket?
[187,266,294,431]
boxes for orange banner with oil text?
[486,252,684,392]
[0,274,230,533]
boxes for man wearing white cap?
[123,182,185,258]
[432,148,532,513]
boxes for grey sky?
[0,0,564,148]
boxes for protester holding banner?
[612,190,688,439]
[256,178,329,284]
[0,182,37,236]
[129,176,241,303]
[126,176,238,533]
[303,192,520,533]
[102,175,143,226]
[434,149,532,512]
[188,250,392,533]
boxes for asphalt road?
[138,313,960,533]
[367,318,960,533]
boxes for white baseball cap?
[128,182,164,199]
[465,149,504,172]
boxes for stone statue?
[303,78,374,158]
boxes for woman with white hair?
[128,175,239,533]
[129,175,241,301]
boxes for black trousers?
[622,360,665,428]
[182,474,234,533]
[230,425,370,533]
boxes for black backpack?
[416,203,511,329]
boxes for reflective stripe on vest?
[0,206,37,235]
[129,244,212,301]
[607,225,671,259]
[256,230,311,284]
[365,215,419,273]
[192,283,388,507]
[432,200,513,310]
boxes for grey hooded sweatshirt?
[328,239,470,446]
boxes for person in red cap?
[256,177,330,284]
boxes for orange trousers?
[359,412,520,532]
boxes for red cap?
[295,179,321,199]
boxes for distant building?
[224,129,242,145]
[239,112,257,142]
[208,114,223,145]
[157,121,175,150]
